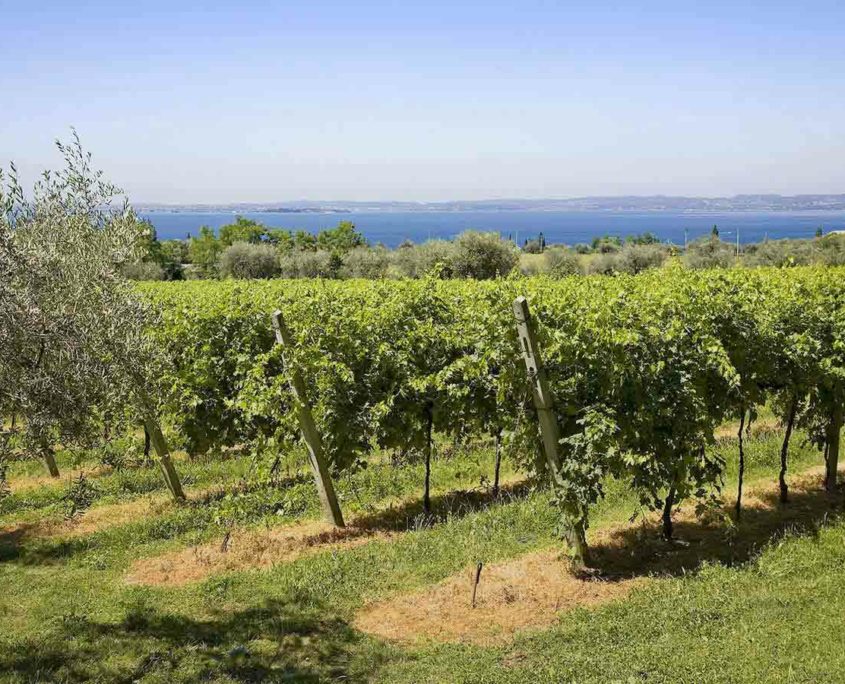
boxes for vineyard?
[136,266,845,562]
[4,266,845,682]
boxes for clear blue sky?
[2,1,844,203]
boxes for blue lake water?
[140,210,845,248]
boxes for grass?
[1,425,843,682]
[383,521,845,683]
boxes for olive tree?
[451,231,519,279]
[0,133,184,498]
[218,241,280,279]
[684,237,735,269]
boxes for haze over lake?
[140,210,845,248]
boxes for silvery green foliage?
[278,249,336,278]
[340,246,391,279]
[542,247,583,277]
[0,132,163,452]
[218,241,280,279]
[450,231,519,279]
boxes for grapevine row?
[140,266,845,562]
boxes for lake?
[139,210,845,248]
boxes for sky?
[2,0,844,203]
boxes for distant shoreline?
[134,194,845,215]
[138,207,845,215]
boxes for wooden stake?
[271,310,345,528]
[142,417,186,501]
[471,561,483,607]
[512,297,563,475]
[513,296,588,567]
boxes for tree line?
[125,216,845,282]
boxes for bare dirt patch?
[355,550,647,645]
[0,481,241,545]
[8,465,112,494]
[124,480,530,587]
[354,465,843,645]
[0,494,174,546]
[57,496,173,539]
[125,521,394,587]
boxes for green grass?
[382,521,845,683]
[1,427,843,682]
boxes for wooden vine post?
[271,310,345,528]
[142,417,186,501]
[512,296,587,567]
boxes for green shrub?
[586,252,621,275]
[616,243,667,274]
[218,242,280,279]
[744,239,814,267]
[817,234,845,266]
[316,221,367,253]
[187,225,222,278]
[684,237,735,269]
[522,238,543,254]
[519,253,546,276]
[591,235,622,253]
[392,240,457,278]
[341,247,391,278]
[218,217,267,246]
[122,261,166,281]
[450,231,518,279]
[625,231,661,245]
[61,472,100,519]
[543,248,583,277]
[278,249,338,278]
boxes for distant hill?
[135,194,845,214]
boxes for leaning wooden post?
[513,296,587,567]
[271,310,345,528]
[142,417,185,501]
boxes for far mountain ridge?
[135,194,845,214]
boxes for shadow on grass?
[0,523,31,559]
[1,479,535,569]
[0,527,90,564]
[190,473,534,536]
[191,472,314,505]
[286,479,536,552]
[349,479,534,533]
[589,477,844,581]
[0,597,378,683]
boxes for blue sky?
[2,1,844,202]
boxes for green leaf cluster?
[139,266,845,548]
